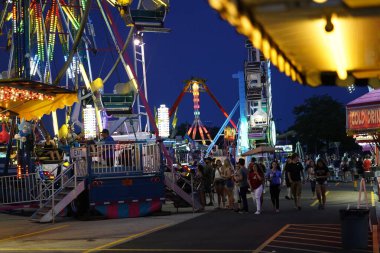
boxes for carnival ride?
[0,0,199,222]
[234,42,276,158]
[169,78,237,146]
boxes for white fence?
[0,173,41,204]
[0,162,79,205]
[71,142,161,176]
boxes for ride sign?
[71,147,87,158]
[347,106,380,131]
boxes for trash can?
[339,208,369,249]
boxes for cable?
[103,27,134,84]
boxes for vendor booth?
[346,89,380,200]
[346,89,380,165]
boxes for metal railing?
[0,162,78,206]
[0,173,40,204]
[41,163,79,223]
[164,169,202,211]
[71,142,161,176]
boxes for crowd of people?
[302,152,376,184]
[190,152,332,213]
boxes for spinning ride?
[169,78,237,145]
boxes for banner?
[347,106,380,131]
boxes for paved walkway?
[0,181,378,253]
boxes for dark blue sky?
[0,1,368,133]
[143,1,367,132]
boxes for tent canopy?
[347,89,380,108]
[0,79,78,120]
[209,0,380,87]
[241,145,276,156]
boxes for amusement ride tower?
[187,79,212,145]
[169,78,237,145]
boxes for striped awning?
[208,0,380,87]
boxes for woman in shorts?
[315,158,330,210]
[213,159,225,209]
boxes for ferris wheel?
[0,0,170,136]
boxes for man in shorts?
[287,153,305,210]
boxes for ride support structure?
[234,71,249,157]
[169,78,237,145]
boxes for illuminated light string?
[81,0,87,11]
[0,87,54,102]
[59,0,80,30]
[12,3,17,33]
[46,0,59,62]
[32,1,45,62]
[57,14,68,55]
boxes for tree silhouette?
[291,94,358,154]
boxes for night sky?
[142,1,368,132]
[0,1,368,133]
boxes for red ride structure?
[169,78,237,145]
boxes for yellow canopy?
[209,0,380,87]
[0,93,78,120]
[0,79,78,120]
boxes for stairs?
[31,180,85,223]
[164,174,202,210]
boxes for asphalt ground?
[102,181,379,253]
[0,181,378,253]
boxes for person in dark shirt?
[283,156,293,200]
[203,157,214,206]
[315,158,330,210]
[235,158,249,213]
[99,129,115,166]
[356,156,364,177]
[287,153,305,210]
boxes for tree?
[290,94,358,154]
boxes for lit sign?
[275,145,293,152]
[83,105,97,139]
[158,104,170,138]
[347,106,380,130]
[353,135,375,142]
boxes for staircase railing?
[36,162,79,223]
[164,169,202,210]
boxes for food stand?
[346,89,380,164]
[346,89,380,200]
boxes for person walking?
[306,160,317,199]
[248,162,264,214]
[288,153,305,210]
[222,159,235,209]
[363,155,372,182]
[315,158,330,210]
[356,156,364,178]
[234,158,249,213]
[203,157,214,206]
[266,161,282,213]
[213,159,225,209]
[194,164,206,211]
[283,156,293,200]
